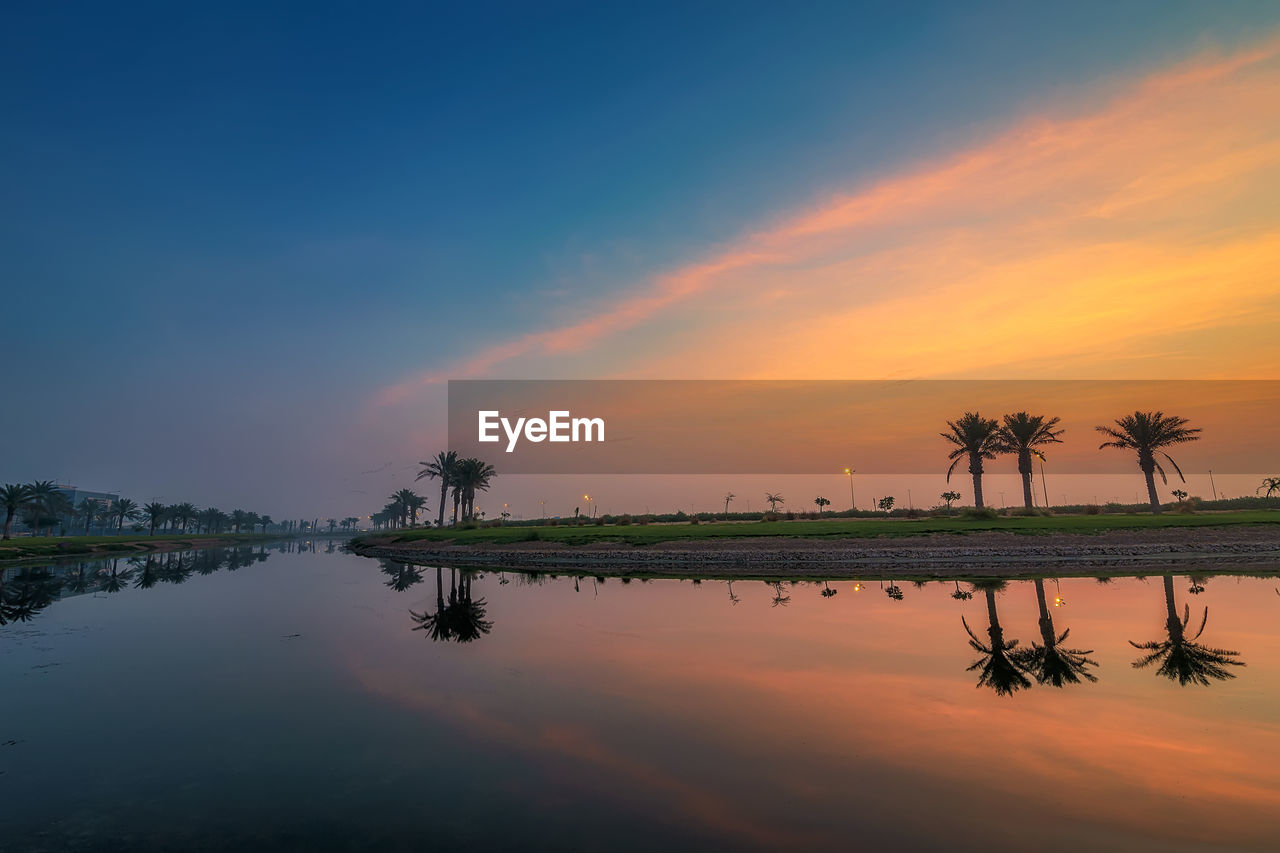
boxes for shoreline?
[0,533,278,566]
[350,526,1280,579]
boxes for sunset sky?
[4,2,1279,518]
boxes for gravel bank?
[350,527,1280,578]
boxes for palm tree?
[942,413,1002,509]
[1130,575,1245,686]
[1,483,32,540]
[109,498,140,533]
[259,514,273,533]
[997,412,1065,509]
[77,499,102,534]
[723,492,735,514]
[1018,579,1098,686]
[814,496,830,514]
[172,502,197,533]
[393,488,426,527]
[417,450,459,528]
[764,492,784,512]
[454,458,495,521]
[230,509,252,533]
[961,580,1032,695]
[1097,411,1201,514]
[1257,477,1280,499]
[24,480,61,536]
[141,502,168,536]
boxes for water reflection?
[962,580,1033,695]
[409,566,493,643]
[0,543,287,628]
[1020,577,1099,687]
[1130,574,1246,686]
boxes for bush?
[616,514,632,526]
[688,516,700,525]
[1083,504,1102,515]
[960,507,1000,521]
[636,515,650,525]
[1009,507,1050,517]
[594,516,605,526]
[1174,502,1196,514]
[761,511,780,522]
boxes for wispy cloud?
[374,32,1280,406]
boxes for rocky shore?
[350,526,1280,578]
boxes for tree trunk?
[970,453,985,509]
[1034,578,1055,647]
[1019,450,1034,508]
[3,510,13,540]
[438,482,448,527]
[1144,469,1161,514]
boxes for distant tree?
[942,413,1002,509]
[723,492,735,514]
[417,450,459,528]
[454,459,495,522]
[813,496,830,514]
[1257,477,1280,499]
[996,412,1065,509]
[259,514,273,533]
[764,492,785,512]
[940,490,961,509]
[109,498,141,534]
[1097,411,1201,514]
[78,498,103,534]
[1171,489,1188,503]
[1,484,33,540]
[877,496,895,512]
[327,518,336,533]
[230,509,252,533]
[141,502,168,536]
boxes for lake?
[3,543,1278,851]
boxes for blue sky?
[3,1,1277,517]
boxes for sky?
[3,2,1279,520]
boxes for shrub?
[688,516,700,525]
[1174,502,1196,514]
[594,516,605,526]
[636,515,650,525]
[547,518,559,527]
[616,514,632,526]
[785,511,796,520]
[960,507,1000,521]
[1083,504,1102,515]
[1009,507,1050,517]
[761,511,780,522]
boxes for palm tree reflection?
[380,559,425,592]
[1,568,64,623]
[962,580,1032,696]
[411,567,493,643]
[1130,575,1245,686]
[1018,578,1098,687]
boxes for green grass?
[0,532,274,561]
[355,509,1280,548]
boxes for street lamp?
[1033,450,1050,508]
[844,468,856,512]
[584,494,594,518]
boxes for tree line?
[367,453,497,529]
[0,480,281,540]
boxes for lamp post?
[1033,450,1050,509]
[584,495,594,518]
[844,468,855,512]
[1208,469,1218,501]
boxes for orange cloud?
[374,32,1280,406]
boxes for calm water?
[3,544,1279,852]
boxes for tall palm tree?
[997,412,1065,509]
[942,413,1002,509]
[142,502,168,536]
[1097,411,1201,514]
[961,580,1032,695]
[723,492,735,514]
[110,498,140,533]
[24,480,61,536]
[454,458,496,521]
[1,483,32,540]
[259,514,273,533]
[172,502,198,533]
[1018,579,1099,686]
[1130,575,1245,686]
[417,450,459,528]
[77,499,102,535]
[764,492,784,512]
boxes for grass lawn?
[356,510,1280,548]
[0,532,274,561]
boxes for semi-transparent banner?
[447,380,1279,474]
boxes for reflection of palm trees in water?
[96,558,133,593]
[950,581,973,601]
[1017,578,1098,687]
[379,559,425,592]
[133,555,160,589]
[821,581,837,598]
[881,580,903,601]
[726,580,740,606]
[1130,575,1245,686]
[411,567,493,643]
[1,568,65,624]
[767,581,790,607]
[962,580,1032,696]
